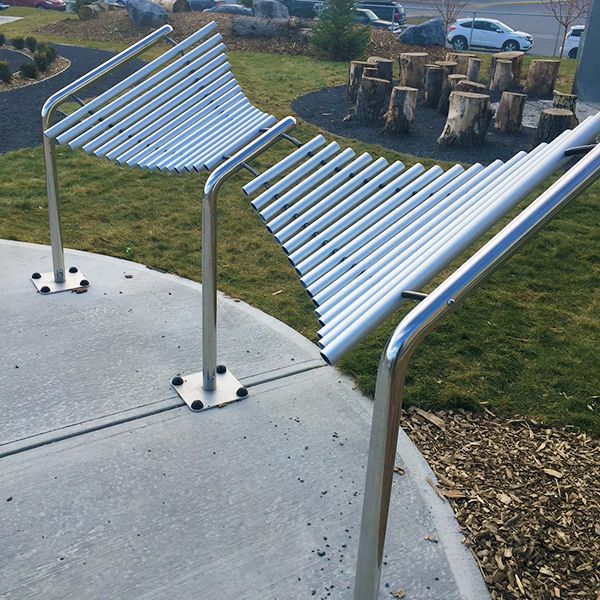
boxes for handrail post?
[354,143,600,599]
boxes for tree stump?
[490,59,514,92]
[490,51,524,85]
[363,67,379,79]
[456,80,489,95]
[445,52,477,75]
[438,92,494,147]
[152,0,189,11]
[525,60,561,97]
[422,64,443,108]
[467,57,481,82]
[398,52,429,88]
[368,56,394,83]
[384,86,418,134]
[553,90,577,114]
[434,60,458,81]
[438,73,467,115]
[355,76,392,124]
[348,60,372,102]
[535,108,578,143]
[495,91,526,133]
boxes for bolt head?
[40,286,51,294]
[216,364,227,374]
[79,279,89,287]
[31,272,41,279]
[236,387,249,398]
[191,399,204,411]
[171,376,184,386]
[69,266,78,273]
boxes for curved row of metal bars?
[242,114,600,365]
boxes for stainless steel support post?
[354,143,600,599]
[171,117,297,411]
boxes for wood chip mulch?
[403,406,599,599]
[40,11,445,62]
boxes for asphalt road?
[403,0,585,56]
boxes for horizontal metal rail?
[353,140,600,600]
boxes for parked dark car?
[280,0,319,18]
[5,0,65,9]
[354,8,399,32]
[357,1,405,25]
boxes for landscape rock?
[232,16,289,37]
[207,3,252,14]
[398,17,445,47]
[125,0,168,27]
[252,0,288,19]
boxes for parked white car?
[561,25,584,58]
[447,18,534,52]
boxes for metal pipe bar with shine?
[353,140,600,600]
[200,116,297,391]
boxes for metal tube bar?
[200,116,297,391]
[353,140,600,600]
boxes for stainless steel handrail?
[41,24,173,283]
[353,143,600,599]
[201,116,297,391]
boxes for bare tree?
[433,0,467,37]
[542,0,591,57]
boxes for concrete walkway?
[0,240,489,600]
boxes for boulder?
[252,0,288,19]
[125,0,168,27]
[398,17,445,47]
[206,3,252,13]
[232,16,289,37]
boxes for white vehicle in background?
[447,18,534,52]
[561,25,584,58]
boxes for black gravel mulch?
[292,85,538,166]
[0,44,143,155]
[0,48,33,72]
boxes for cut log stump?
[355,76,392,124]
[348,60,372,102]
[384,86,418,134]
[525,60,560,97]
[422,64,443,108]
[153,0,190,11]
[536,108,578,143]
[368,56,394,83]
[438,73,467,115]
[434,60,458,85]
[438,91,494,147]
[490,59,514,92]
[398,52,429,88]
[445,52,477,75]
[467,57,481,82]
[490,51,524,85]
[495,91,526,133]
[553,90,578,114]
[456,80,488,95]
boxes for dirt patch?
[0,46,69,92]
[39,11,446,60]
[403,407,599,599]
[293,84,537,165]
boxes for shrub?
[19,61,39,79]
[11,37,26,50]
[37,42,57,63]
[0,61,12,84]
[0,33,6,47]
[311,0,370,61]
[25,36,38,52]
[34,51,49,73]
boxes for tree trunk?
[466,57,481,82]
[445,52,477,75]
[348,60,372,103]
[490,59,514,92]
[422,64,443,108]
[495,91,526,133]
[355,76,392,124]
[525,60,561,97]
[536,108,578,143]
[438,92,494,146]
[456,80,488,95]
[553,90,577,114]
[384,86,418,134]
[368,56,394,83]
[438,73,467,115]
[490,51,524,86]
[152,0,189,11]
[398,52,429,88]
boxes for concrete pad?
[0,16,22,25]
[0,240,488,599]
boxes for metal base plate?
[31,269,89,294]
[171,370,248,412]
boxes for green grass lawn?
[1,11,598,434]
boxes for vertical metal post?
[42,134,66,284]
[202,187,218,391]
